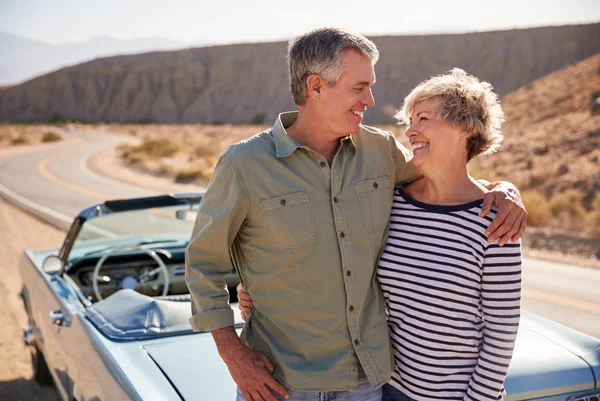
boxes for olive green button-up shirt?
[185,111,421,391]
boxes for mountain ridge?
[1,23,599,124]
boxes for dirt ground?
[0,196,63,400]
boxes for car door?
[21,252,74,401]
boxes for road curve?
[0,130,154,229]
[0,130,598,338]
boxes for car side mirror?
[42,255,63,275]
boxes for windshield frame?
[59,193,203,273]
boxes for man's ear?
[306,74,323,100]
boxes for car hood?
[143,331,239,400]
[505,311,599,400]
[142,312,599,401]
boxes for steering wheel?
[92,245,170,301]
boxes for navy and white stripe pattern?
[377,186,521,401]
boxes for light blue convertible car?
[19,194,600,401]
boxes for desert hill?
[0,23,599,124]
[471,53,600,209]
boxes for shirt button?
[373,182,379,189]
[340,231,346,238]
[349,305,354,312]
[280,199,286,206]
[320,161,326,167]
[354,339,360,345]
[346,270,351,276]
[333,197,339,203]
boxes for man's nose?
[363,88,375,107]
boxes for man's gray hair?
[287,27,379,106]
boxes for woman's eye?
[420,116,428,122]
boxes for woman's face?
[404,98,467,169]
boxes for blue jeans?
[381,384,417,401]
[236,380,382,401]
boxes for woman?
[378,68,521,401]
[239,68,522,401]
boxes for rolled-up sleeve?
[185,150,250,332]
[388,134,422,184]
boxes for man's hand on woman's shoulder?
[480,181,527,246]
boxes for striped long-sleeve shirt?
[377,186,522,401]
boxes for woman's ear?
[306,74,323,101]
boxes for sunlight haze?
[1,0,599,45]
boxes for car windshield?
[68,204,199,263]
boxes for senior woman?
[378,68,521,401]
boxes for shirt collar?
[273,111,357,158]
[273,112,302,158]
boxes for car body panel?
[505,323,595,400]
[21,249,140,401]
[142,330,241,400]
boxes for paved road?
[0,130,153,229]
[0,130,599,338]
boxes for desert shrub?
[194,144,214,157]
[250,113,265,124]
[41,131,62,142]
[521,190,551,227]
[175,166,212,182]
[549,189,586,219]
[134,137,180,158]
[117,138,180,163]
[590,193,600,236]
[10,135,28,145]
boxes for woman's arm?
[464,240,522,401]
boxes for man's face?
[318,49,376,137]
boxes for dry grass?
[590,193,600,236]
[521,190,552,227]
[175,166,213,182]
[0,123,67,148]
[41,131,62,143]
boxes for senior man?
[185,27,526,401]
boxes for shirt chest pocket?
[260,191,316,249]
[355,176,393,232]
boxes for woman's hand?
[480,181,527,246]
[237,283,254,320]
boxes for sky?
[0,0,599,45]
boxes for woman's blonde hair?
[396,68,504,160]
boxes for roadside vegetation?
[0,123,64,147]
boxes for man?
[185,27,526,401]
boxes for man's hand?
[213,327,289,401]
[237,283,253,320]
[480,181,527,246]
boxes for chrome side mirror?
[42,255,63,275]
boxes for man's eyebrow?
[354,80,374,86]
